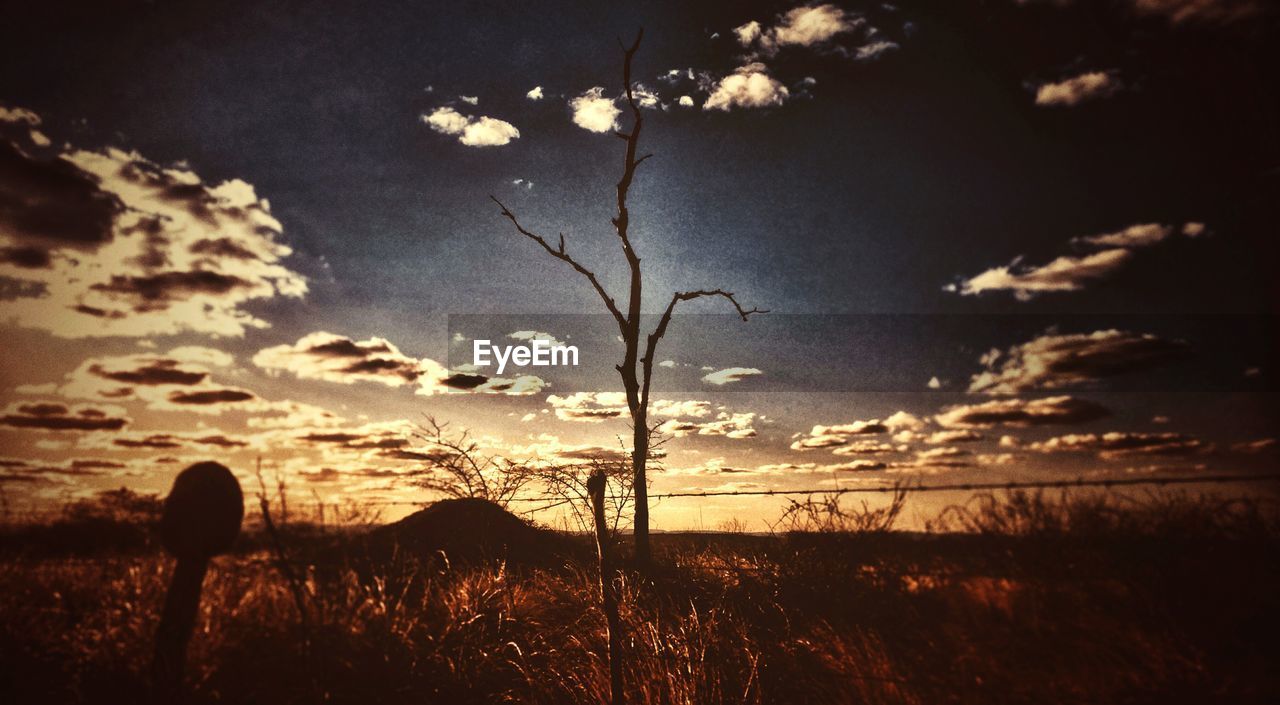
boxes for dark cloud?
[1029,431,1209,458]
[165,388,255,405]
[305,337,393,358]
[936,396,1110,428]
[91,270,253,305]
[0,245,52,268]
[189,237,259,260]
[300,467,342,483]
[297,431,410,450]
[253,332,433,388]
[191,434,249,448]
[970,330,1189,394]
[0,142,121,248]
[71,304,127,319]
[113,434,183,449]
[379,448,454,462]
[68,459,126,469]
[0,401,129,431]
[344,357,421,382]
[558,408,625,420]
[89,359,209,386]
[298,432,365,444]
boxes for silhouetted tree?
[492,30,764,564]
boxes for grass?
[1,488,1277,704]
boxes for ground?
[0,490,1277,704]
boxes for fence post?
[587,468,625,705]
[152,461,244,700]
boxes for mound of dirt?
[365,497,576,566]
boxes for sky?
[1,0,1277,530]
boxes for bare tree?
[529,447,637,536]
[411,416,535,508]
[491,30,764,564]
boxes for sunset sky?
[1,0,1276,529]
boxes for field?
[1,488,1277,704]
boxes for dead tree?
[491,30,764,564]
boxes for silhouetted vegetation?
[0,487,1277,703]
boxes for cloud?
[0,131,307,337]
[17,346,267,415]
[508,330,567,347]
[947,222,1205,300]
[948,248,1132,300]
[704,64,790,111]
[816,420,889,435]
[106,430,253,450]
[255,331,540,396]
[1231,438,1275,453]
[830,440,899,455]
[254,331,435,387]
[658,412,757,439]
[548,393,725,429]
[0,401,129,432]
[547,394,756,438]
[423,106,468,134]
[925,429,984,444]
[737,4,860,55]
[0,106,41,126]
[1071,223,1174,248]
[733,3,898,63]
[508,433,637,465]
[791,414,924,452]
[457,374,546,396]
[734,20,763,46]
[547,392,628,422]
[884,411,926,431]
[1035,71,1121,107]
[916,446,970,460]
[422,107,520,147]
[1126,0,1264,25]
[569,87,621,133]
[651,399,714,418]
[702,367,763,385]
[526,86,544,100]
[852,40,900,61]
[767,4,858,47]
[935,396,1110,428]
[164,387,256,405]
[969,329,1189,394]
[1027,431,1208,459]
[832,459,887,471]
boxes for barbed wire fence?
[353,472,1280,517]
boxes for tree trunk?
[630,404,650,565]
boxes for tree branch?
[490,195,627,333]
[640,289,767,407]
[612,28,646,284]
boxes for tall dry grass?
[0,488,1277,703]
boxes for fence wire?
[355,472,1280,515]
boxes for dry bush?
[772,485,908,534]
[928,487,1276,539]
[410,416,537,508]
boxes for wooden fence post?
[587,468,625,704]
[152,461,244,700]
